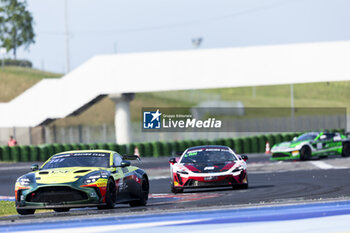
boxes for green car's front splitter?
[16,183,102,209]
[270,152,300,161]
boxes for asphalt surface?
[1,153,350,223]
[0,153,270,196]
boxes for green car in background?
[271,132,346,161]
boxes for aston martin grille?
[26,186,88,203]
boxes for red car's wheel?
[171,182,183,194]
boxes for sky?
[8,0,350,73]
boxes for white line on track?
[0,165,29,171]
[149,175,169,180]
[310,161,334,170]
[12,219,210,233]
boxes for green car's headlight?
[17,176,31,186]
[291,144,301,150]
[83,172,102,184]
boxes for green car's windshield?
[294,133,319,142]
[180,148,237,164]
[42,152,110,169]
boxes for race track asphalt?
[1,153,350,223]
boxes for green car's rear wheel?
[342,141,350,157]
[300,146,311,161]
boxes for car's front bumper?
[16,184,103,209]
[270,150,301,161]
[173,171,248,189]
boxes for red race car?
[169,145,248,193]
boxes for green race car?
[15,150,149,215]
[271,132,346,161]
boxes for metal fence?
[0,114,347,146]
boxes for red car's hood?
[183,162,236,173]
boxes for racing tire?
[16,208,35,215]
[233,176,248,190]
[342,142,350,157]
[53,208,70,212]
[240,175,249,189]
[171,183,183,194]
[129,176,149,207]
[104,178,117,209]
[300,146,311,161]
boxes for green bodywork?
[15,150,143,210]
[270,132,345,161]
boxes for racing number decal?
[317,143,322,150]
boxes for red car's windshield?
[180,148,237,164]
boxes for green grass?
[0,201,17,216]
[0,201,52,216]
[203,82,350,110]
[0,66,61,102]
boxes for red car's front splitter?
[173,172,247,188]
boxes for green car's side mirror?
[120,160,131,168]
[31,164,39,171]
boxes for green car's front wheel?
[16,208,35,215]
[342,141,350,157]
[300,146,311,161]
[104,178,117,209]
[53,208,70,212]
[129,176,149,207]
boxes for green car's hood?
[273,140,308,150]
[34,167,101,184]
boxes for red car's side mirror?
[169,157,177,164]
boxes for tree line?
[0,0,35,59]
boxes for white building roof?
[1,40,350,127]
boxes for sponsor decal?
[162,118,221,129]
[204,176,217,181]
[53,152,109,158]
[142,107,346,132]
[143,108,222,131]
[52,170,68,174]
[95,179,108,187]
[143,109,162,129]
